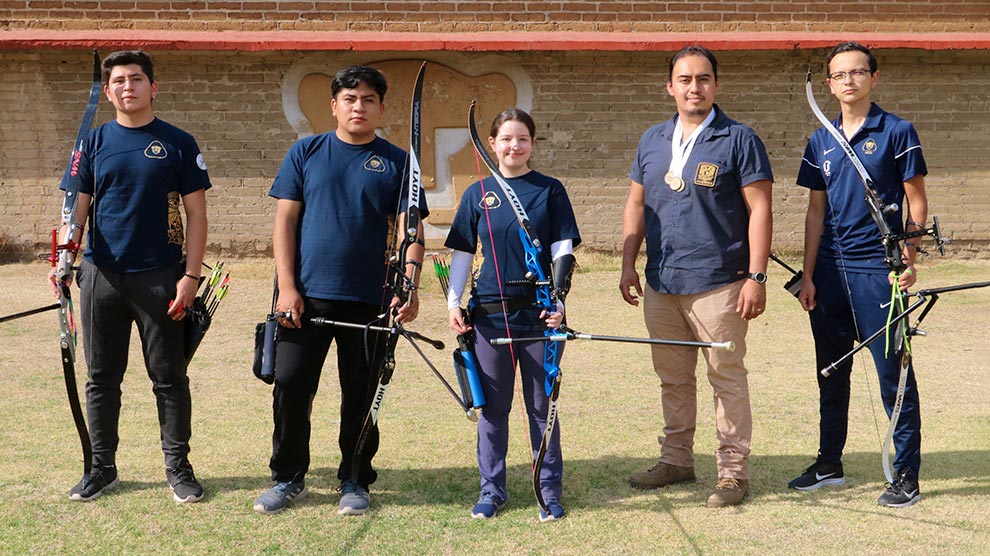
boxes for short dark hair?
[489,108,536,140]
[668,45,718,81]
[102,50,154,84]
[826,41,878,75]
[331,65,388,101]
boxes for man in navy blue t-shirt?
[253,66,428,516]
[50,51,211,504]
[789,42,929,509]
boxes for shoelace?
[341,481,364,495]
[168,466,196,484]
[478,490,503,505]
[715,477,741,490]
[275,482,298,495]
[84,470,104,487]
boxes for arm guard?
[551,253,576,302]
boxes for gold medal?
[664,172,685,192]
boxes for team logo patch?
[694,162,719,188]
[479,190,501,210]
[144,140,168,159]
[196,153,207,171]
[364,155,386,172]
[863,138,878,155]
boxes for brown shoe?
[628,461,696,490]
[706,477,749,508]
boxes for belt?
[473,298,535,316]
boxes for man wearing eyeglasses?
[789,42,929,508]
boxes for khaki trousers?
[643,281,752,479]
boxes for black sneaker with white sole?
[69,465,120,501]
[166,460,204,503]
[788,458,846,491]
[877,468,921,508]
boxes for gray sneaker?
[253,481,308,515]
[628,460,696,490]
[338,480,371,516]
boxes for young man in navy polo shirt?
[50,50,211,503]
[621,45,773,508]
[254,65,427,516]
[788,42,929,508]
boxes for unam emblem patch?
[364,155,386,172]
[145,140,168,159]
[694,162,719,188]
[479,190,501,210]
[862,138,878,155]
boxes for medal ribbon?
[668,108,716,181]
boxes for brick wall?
[2,1,989,33]
[3,47,989,258]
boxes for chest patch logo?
[694,162,719,188]
[480,190,502,210]
[145,140,168,159]
[364,155,386,172]
[862,138,878,155]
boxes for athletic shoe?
[706,477,749,508]
[628,460,696,490]
[538,498,566,522]
[338,481,371,516]
[471,490,506,519]
[253,481,308,515]
[166,460,204,503]
[68,465,120,502]
[877,468,921,508]
[788,458,846,491]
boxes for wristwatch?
[747,271,768,284]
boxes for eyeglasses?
[828,69,872,82]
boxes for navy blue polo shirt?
[796,103,927,272]
[269,132,429,304]
[71,118,212,272]
[629,105,773,295]
[445,171,581,328]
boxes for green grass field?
[1,256,989,555]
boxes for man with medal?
[620,45,774,508]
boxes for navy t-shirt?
[71,118,212,272]
[445,170,581,328]
[269,132,428,305]
[797,103,927,272]
[629,106,774,295]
